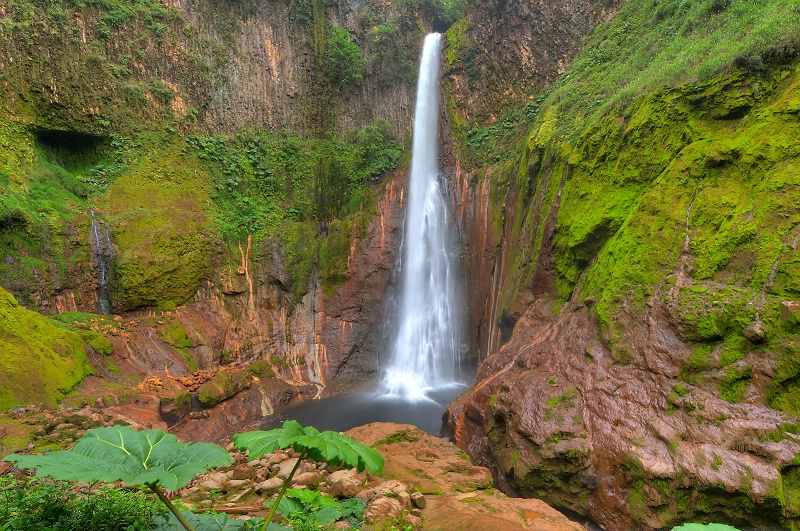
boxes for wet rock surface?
[448,299,800,531]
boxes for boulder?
[231,463,257,480]
[291,470,323,487]
[254,477,284,494]
[273,457,300,478]
[329,477,361,498]
[742,321,765,342]
[158,390,192,424]
[196,370,252,408]
[781,301,800,326]
[363,496,402,524]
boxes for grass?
[544,0,800,140]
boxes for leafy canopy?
[4,425,231,491]
[232,420,384,474]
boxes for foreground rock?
[345,422,584,531]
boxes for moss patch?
[0,287,92,410]
[98,143,213,311]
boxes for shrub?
[325,27,366,85]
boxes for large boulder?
[196,370,252,408]
[158,389,192,424]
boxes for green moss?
[157,322,192,349]
[156,320,195,370]
[0,287,92,410]
[444,18,468,69]
[79,330,113,356]
[281,221,317,300]
[318,217,353,295]
[196,370,251,407]
[546,387,579,409]
[99,144,212,311]
[247,360,274,379]
[719,335,750,367]
[689,344,713,370]
[768,338,800,414]
[375,428,421,446]
[719,365,752,403]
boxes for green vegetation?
[3,423,380,531]
[234,420,384,531]
[4,425,233,531]
[719,365,752,403]
[0,288,92,410]
[546,387,579,409]
[0,476,163,531]
[269,489,365,530]
[325,27,366,85]
[541,0,800,141]
[0,0,407,314]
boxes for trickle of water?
[89,209,115,315]
[381,33,463,399]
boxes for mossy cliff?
[446,0,800,529]
[0,0,448,403]
[0,287,91,410]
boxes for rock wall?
[448,57,800,530]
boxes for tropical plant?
[325,26,366,85]
[4,425,232,531]
[266,488,365,530]
[0,475,162,531]
[232,420,384,531]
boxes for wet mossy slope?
[0,287,91,410]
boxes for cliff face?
[0,0,430,401]
[446,5,800,527]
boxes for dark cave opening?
[34,128,107,173]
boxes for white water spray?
[381,33,462,400]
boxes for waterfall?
[89,209,115,315]
[381,33,462,399]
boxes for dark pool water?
[261,384,469,435]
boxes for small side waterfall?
[381,33,462,399]
[89,209,115,315]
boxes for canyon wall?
[444,3,800,527]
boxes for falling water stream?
[263,34,468,435]
[380,32,462,399]
[89,209,115,315]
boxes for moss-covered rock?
[0,287,92,410]
[196,370,251,408]
[99,146,213,311]
[79,330,113,356]
[158,389,192,425]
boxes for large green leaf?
[4,425,231,491]
[153,511,287,531]
[233,420,383,474]
[284,488,340,508]
[231,420,307,460]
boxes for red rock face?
[447,295,800,529]
[76,172,409,441]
